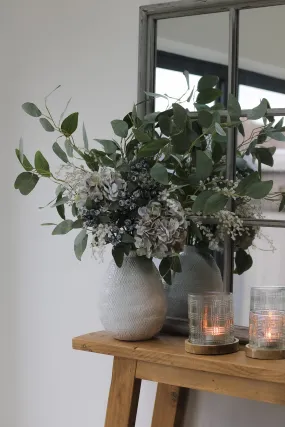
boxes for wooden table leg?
[151,384,188,427]
[105,357,141,427]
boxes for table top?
[73,331,285,384]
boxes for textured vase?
[165,246,224,322]
[99,255,167,341]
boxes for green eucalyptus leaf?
[55,193,65,220]
[74,229,88,261]
[248,99,268,120]
[61,112,79,136]
[172,256,182,273]
[111,119,128,138]
[274,118,284,130]
[198,110,212,128]
[14,172,39,195]
[34,151,50,177]
[82,122,89,149]
[196,150,213,180]
[245,180,273,199]
[235,249,253,275]
[203,193,228,214]
[39,118,54,132]
[173,103,187,129]
[132,128,151,143]
[123,111,133,129]
[19,137,24,163]
[279,194,285,212]
[238,123,245,137]
[72,219,84,229]
[228,94,242,118]
[137,139,168,157]
[192,190,215,214]
[15,149,33,172]
[212,141,224,163]
[95,139,118,154]
[246,139,258,155]
[196,88,222,104]
[52,142,68,163]
[41,223,57,226]
[112,245,125,267]
[158,114,172,137]
[267,131,285,142]
[255,147,274,167]
[64,139,73,157]
[145,91,168,100]
[121,233,135,244]
[52,220,73,235]
[187,87,195,103]
[22,102,42,117]
[236,172,260,196]
[215,122,226,136]
[159,257,172,284]
[72,203,78,217]
[198,75,219,92]
[51,196,69,207]
[172,128,194,154]
[150,163,168,185]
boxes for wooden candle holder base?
[185,338,239,355]
[245,344,285,360]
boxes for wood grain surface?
[73,331,285,384]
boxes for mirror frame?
[137,0,285,342]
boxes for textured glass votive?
[188,292,234,345]
[249,310,284,349]
[250,287,285,312]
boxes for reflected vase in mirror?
[163,246,224,335]
[99,254,167,341]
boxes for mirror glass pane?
[155,13,229,111]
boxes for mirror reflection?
[155,13,229,111]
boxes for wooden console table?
[73,331,285,427]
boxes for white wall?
[2,1,285,427]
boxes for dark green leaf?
[192,190,215,214]
[159,257,172,278]
[245,180,273,199]
[187,87,195,103]
[41,223,57,226]
[150,163,168,185]
[173,103,187,129]
[172,128,194,154]
[123,112,133,129]
[72,203,78,217]
[137,139,168,158]
[111,119,128,138]
[19,137,24,163]
[39,118,54,132]
[268,146,276,155]
[145,91,168,100]
[144,112,159,123]
[34,151,50,177]
[82,122,88,149]
[198,75,219,91]
[132,128,151,143]
[274,118,284,130]
[212,142,224,163]
[228,94,241,118]
[236,157,249,171]
[279,194,285,212]
[158,114,172,137]
[236,172,260,196]
[52,220,73,235]
[55,193,65,220]
[196,151,213,180]
[74,229,88,261]
[15,149,33,171]
[65,139,73,157]
[257,132,267,144]
[172,256,182,273]
[248,99,268,120]
[112,245,124,267]
[61,112,79,136]
[52,142,68,163]
[238,123,245,137]
[255,147,274,167]
[72,219,84,229]
[215,122,226,136]
[95,139,118,154]
[14,172,39,195]
[267,131,285,142]
[196,88,222,105]
[246,139,258,155]
[204,193,228,214]
[235,249,253,275]
[22,102,41,117]
[198,110,212,128]
[51,196,69,207]
[121,233,135,244]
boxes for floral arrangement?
[15,74,285,282]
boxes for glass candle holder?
[249,310,284,350]
[250,287,285,312]
[188,292,234,345]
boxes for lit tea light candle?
[204,325,226,344]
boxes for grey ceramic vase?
[99,254,167,341]
[164,246,223,329]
